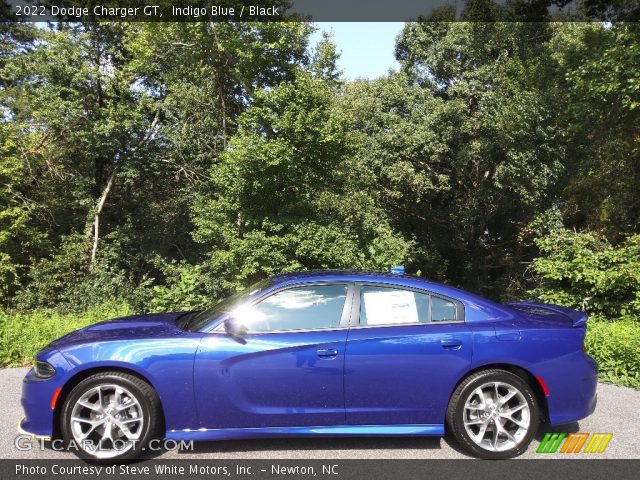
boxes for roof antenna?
[389,265,405,275]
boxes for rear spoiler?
[507,301,588,328]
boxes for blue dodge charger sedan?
[20,270,597,460]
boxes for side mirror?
[224,316,248,339]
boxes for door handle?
[317,348,338,358]
[440,338,463,349]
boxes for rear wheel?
[446,369,539,459]
[61,372,161,461]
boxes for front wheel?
[60,371,161,461]
[446,369,539,459]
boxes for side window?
[359,286,457,326]
[236,284,348,332]
[431,296,456,322]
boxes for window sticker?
[362,289,418,325]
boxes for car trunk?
[505,301,588,328]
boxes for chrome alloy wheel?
[70,384,144,459]
[462,381,531,452]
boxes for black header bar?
[3,0,640,22]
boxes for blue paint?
[20,270,597,442]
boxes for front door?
[194,283,352,429]
[345,284,473,426]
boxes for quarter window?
[431,296,456,322]
[359,286,457,326]
[234,284,348,332]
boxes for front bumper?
[20,350,72,438]
[17,418,51,441]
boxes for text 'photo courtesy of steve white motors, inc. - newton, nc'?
[14,4,282,19]
[14,462,337,477]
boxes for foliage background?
[1,6,639,386]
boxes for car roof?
[269,270,477,300]
[268,270,513,322]
[270,269,415,283]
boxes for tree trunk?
[86,108,161,265]
[89,163,118,265]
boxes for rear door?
[344,283,473,426]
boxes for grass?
[0,301,132,367]
[1,302,639,390]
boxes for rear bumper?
[546,353,598,425]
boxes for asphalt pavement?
[2,367,638,460]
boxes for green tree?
[549,23,640,239]
[349,22,567,297]
[192,73,410,293]
[1,21,314,308]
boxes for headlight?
[33,360,56,379]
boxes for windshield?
[179,279,272,332]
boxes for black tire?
[446,369,539,459]
[60,371,162,462]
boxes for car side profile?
[20,270,597,460]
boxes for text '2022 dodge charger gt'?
[20,270,597,460]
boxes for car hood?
[45,312,188,350]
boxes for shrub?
[585,319,640,389]
[149,261,209,312]
[0,300,132,366]
[528,229,640,389]
[529,229,640,320]
[14,233,153,313]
